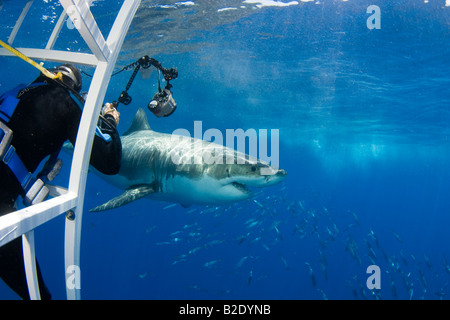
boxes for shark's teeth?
[231,182,251,193]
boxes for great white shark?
[88,108,286,212]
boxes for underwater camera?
[148,87,177,117]
[112,55,178,117]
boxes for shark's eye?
[251,166,256,172]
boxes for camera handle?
[112,55,177,108]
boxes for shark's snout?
[274,168,287,177]
[230,167,287,191]
[262,168,287,186]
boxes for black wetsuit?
[0,77,122,299]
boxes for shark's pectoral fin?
[90,184,156,212]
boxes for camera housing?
[148,88,177,117]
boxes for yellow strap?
[0,40,62,80]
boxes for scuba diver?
[0,64,122,299]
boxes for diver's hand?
[102,103,120,126]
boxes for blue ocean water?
[1,0,450,300]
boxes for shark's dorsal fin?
[123,108,151,135]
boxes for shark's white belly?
[147,175,250,206]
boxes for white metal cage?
[0,0,141,300]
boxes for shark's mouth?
[231,182,251,194]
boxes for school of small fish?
[132,185,449,300]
